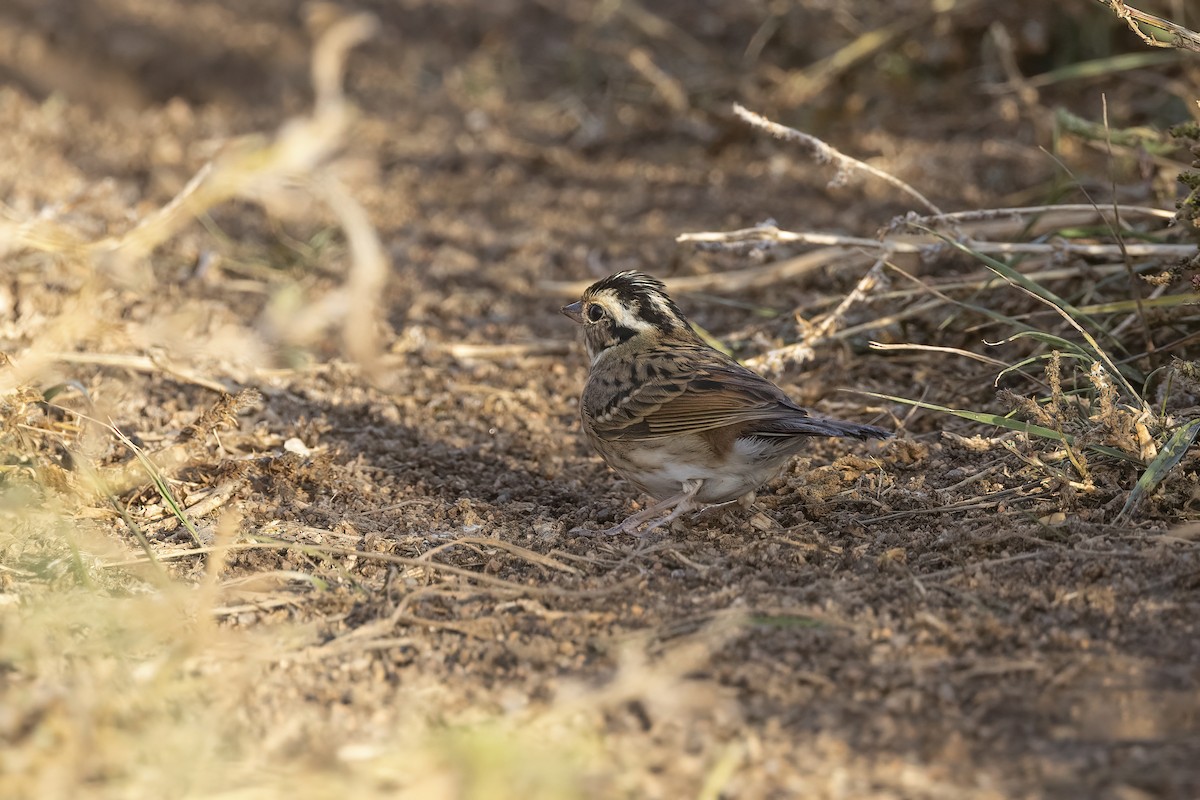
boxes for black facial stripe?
[606,324,639,347]
[633,296,679,329]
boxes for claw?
[573,480,705,537]
[694,490,756,523]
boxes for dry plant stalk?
[1046,350,1067,420]
[774,16,924,107]
[180,389,262,442]
[732,103,943,215]
[1093,0,1200,53]
[744,255,887,373]
[678,219,1196,261]
[93,12,378,268]
[0,10,389,389]
[78,389,260,499]
[1087,361,1157,462]
[677,106,1193,375]
[627,47,689,113]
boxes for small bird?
[561,270,890,535]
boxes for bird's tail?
[756,414,892,441]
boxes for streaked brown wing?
[590,361,800,441]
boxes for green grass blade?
[929,233,1090,320]
[1089,444,1141,462]
[1028,51,1180,89]
[104,492,168,583]
[1078,292,1200,315]
[924,231,1149,405]
[690,322,734,356]
[41,381,90,404]
[861,391,1073,443]
[1055,107,1178,154]
[985,330,1093,359]
[112,427,204,548]
[1118,418,1200,521]
[862,391,1146,464]
[933,290,1039,335]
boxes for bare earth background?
[2,1,1200,798]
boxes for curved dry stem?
[1093,0,1200,53]
[732,103,943,215]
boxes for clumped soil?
[2,1,1199,798]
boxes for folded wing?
[590,361,888,442]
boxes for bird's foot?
[571,481,703,538]
[693,491,757,524]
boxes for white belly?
[607,436,787,503]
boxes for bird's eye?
[586,304,604,323]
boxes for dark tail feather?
[823,419,892,440]
[756,415,892,441]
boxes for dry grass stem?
[1,11,388,389]
[818,298,949,343]
[416,535,580,575]
[95,12,375,270]
[44,351,231,393]
[307,174,389,381]
[868,342,1010,369]
[441,341,573,359]
[989,23,1041,110]
[774,17,924,107]
[144,483,244,535]
[678,222,1195,260]
[732,103,943,215]
[5,5,1199,797]
[803,255,887,344]
[543,248,857,297]
[105,538,637,600]
[1093,0,1200,53]
[627,47,690,113]
[793,262,1171,315]
[902,203,1177,228]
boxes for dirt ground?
[2,2,1200,798]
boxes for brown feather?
[699,423,745,458]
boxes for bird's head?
[561,271,691,365]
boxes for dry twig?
[678,221,1195,260]
[541,248,859,298]
[2,11,387,388]
[732,103,943,215]
[1093,0,1200,53]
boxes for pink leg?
[584,479,704,537]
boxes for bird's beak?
[561,301,584,323]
